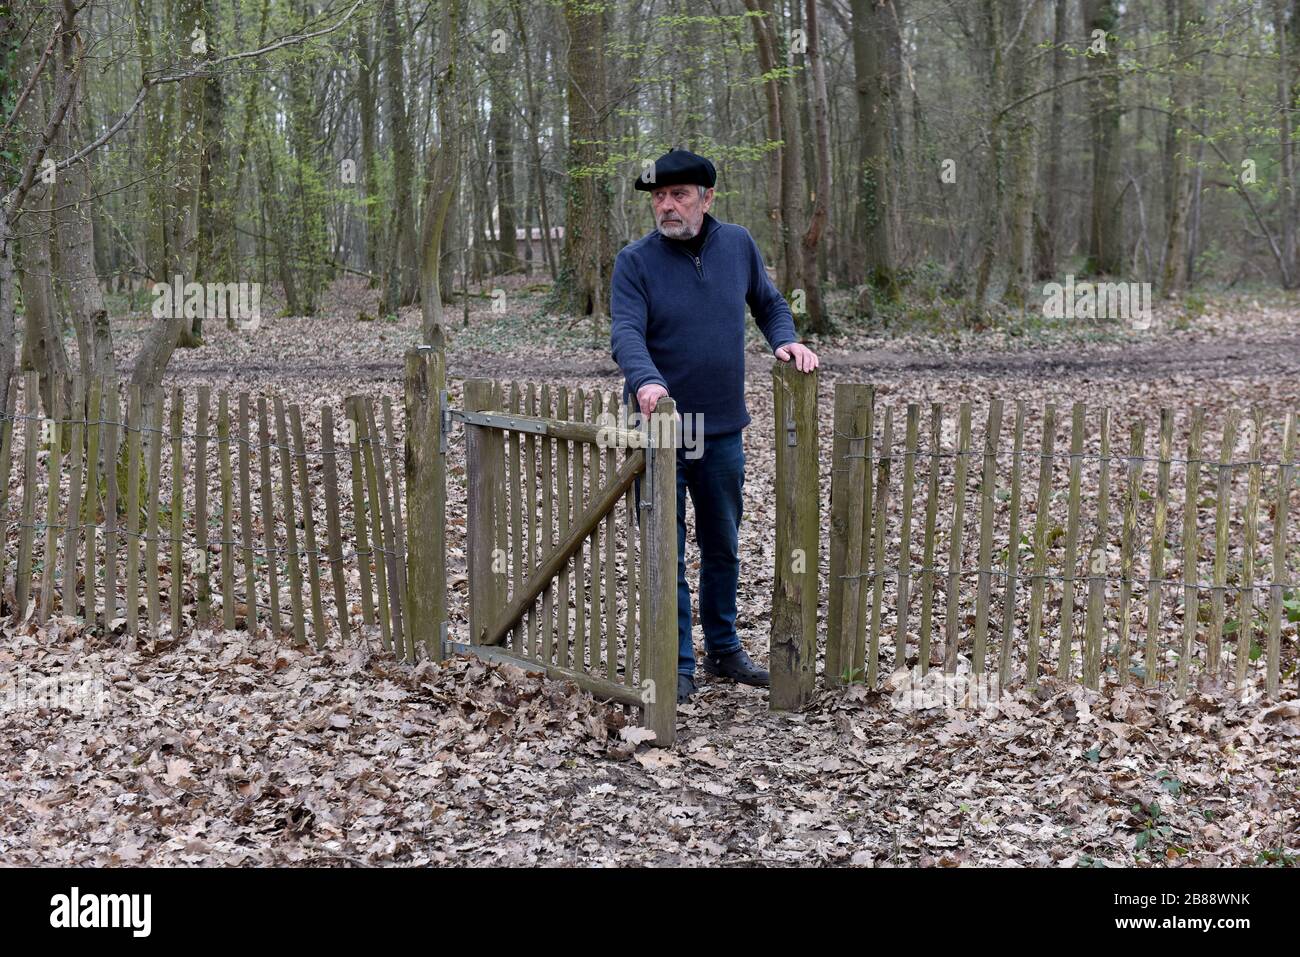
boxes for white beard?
[657,217,701,239]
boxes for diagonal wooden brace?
[481,448,646,647]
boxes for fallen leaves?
[3,296,1298,866]
[619,726,657,746]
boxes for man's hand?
[636,382,670,417]
[775,342,820,372]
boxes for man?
[610,148,819,705]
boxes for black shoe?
[702,647,770,687]
[677,673,696,703]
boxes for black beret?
[634,148,716,191]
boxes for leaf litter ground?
[3,286,1298,866]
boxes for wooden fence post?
[466,378,503,646]
[771,362,820,710]
[973,399,1004,677]
[943,403,972,675]
[320,404,350,644]
[195,387,211,628]
[866,406,893,688]
[404,347,447,661]
[1145,409,1174,687]
[1176,407,1206,696]
[1267,412,1296,696]
[102,381,120,627]
[642,397,677,746]
[124,385,141,635]
[84,378,101,626]
[1236,407,1264,690]
[919,403,942,676]
[826,383,871,687]
[1083,408,1112,690]
[171,389,185,636]
[1057,402,1085,681]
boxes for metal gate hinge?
[448,408,547,435]
[439,390,452,453]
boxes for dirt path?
[828,335,1300,378]
[165,334,1300,384]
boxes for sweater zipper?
[674,223,716,279]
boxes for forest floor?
[3,281,1299,867]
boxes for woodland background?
[1,0,1299,868]
[1,0,1299,413]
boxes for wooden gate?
[455,377,679,745]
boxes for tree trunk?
[776,3,809,311]
[134,0,204,407]
[489,0,520,275]
[286,0,325,316]
[551,0,609,319]
[1085,0,1125,276]
[0,207,15,416]
[511,0,558,280]
[381,0,419,314]
[54,0,115,382]
[356,25,381,284]
[18,184,71,405]
[0,3,17,411]
[1276,0,1298,287]
[851,0,898,298]
[14,51,70,404]
[1184,113,1206,284]
[1004,0,1045,306]
[1160,0,1199,296]
[419,0,461,345]
[1039,0,1068,279]
[799,0,833,334]
[197,0,233,328]
[745,0,786,288]
[468,87,490,280]
[172,0,204,346]
[971,0,1006,313]
[133,0,169,283]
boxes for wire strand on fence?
[831,436,1295,471]
[836,563,1296,594]
[1,518,402,560]
[0,412,405,458]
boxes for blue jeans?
[675,430,745,676]
[633,429,746,677]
